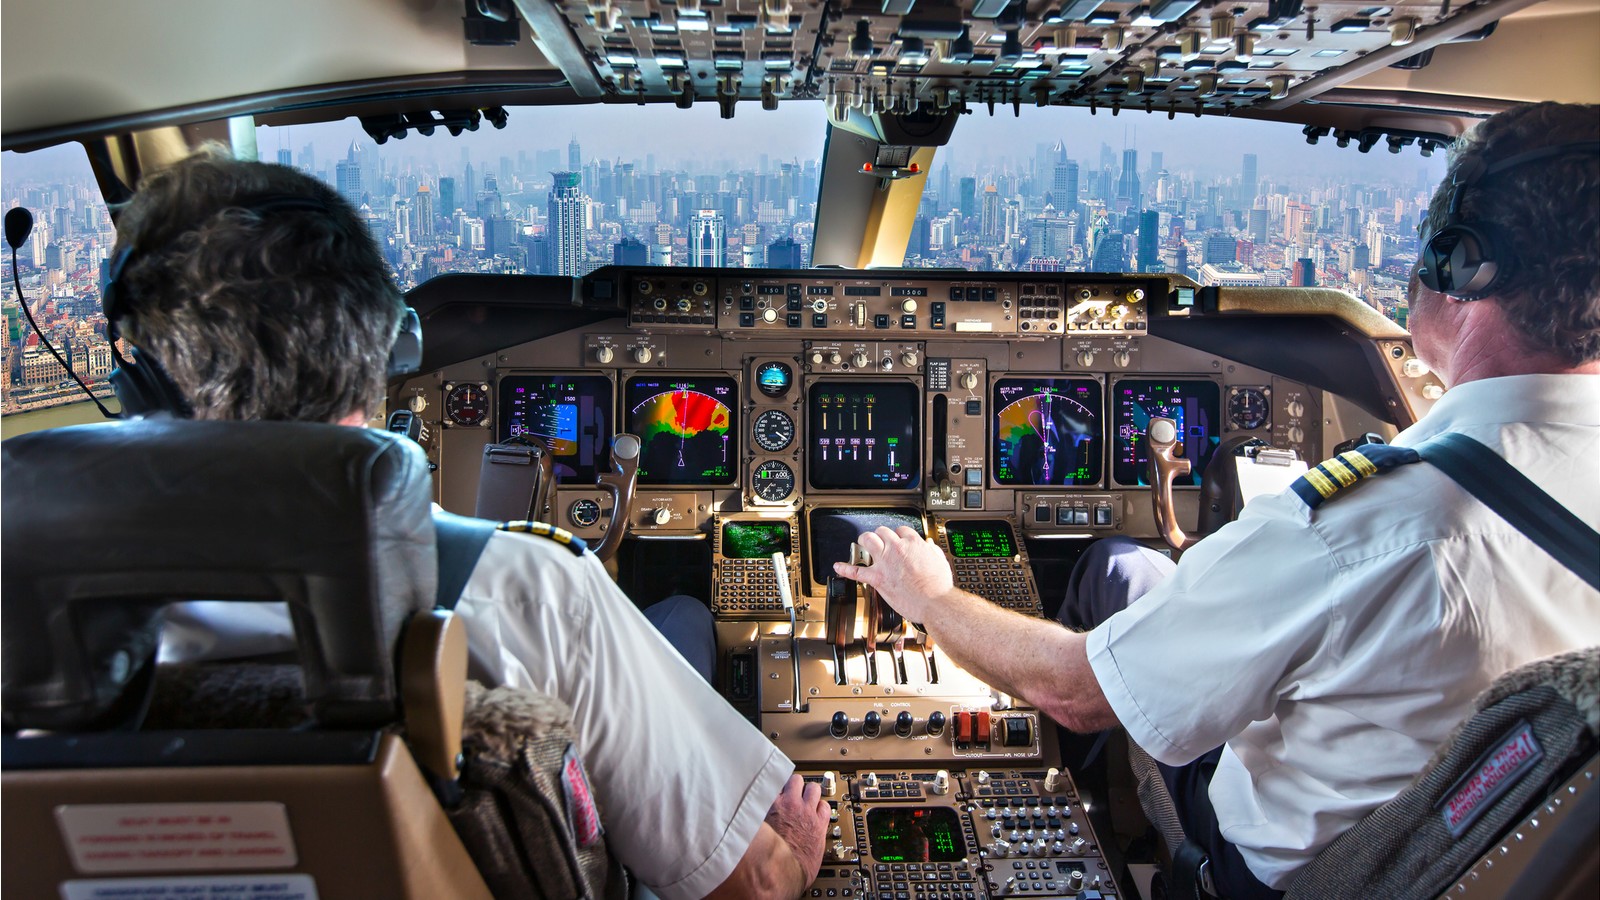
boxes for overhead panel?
[549,0,1543,120]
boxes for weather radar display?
[992,379,1103,486]
[627,377,738,485]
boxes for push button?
[1093,503,1113,526]
[1035,504,1051,523]
[965,399,982,416]
[965,468,983,486]
[964,490,983,509]
[1055,505,1072,526]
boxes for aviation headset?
[103,194,424,418]
[1417,139,1600,299]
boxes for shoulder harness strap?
[497,520,589,557]
[434,509,500,610]
[1290,443,1421,510]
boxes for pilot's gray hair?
[1427,102,1600,365]
[109,144,405,422]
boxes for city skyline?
[2,104,1443,415]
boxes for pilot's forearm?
[919,588,1117,734]
[706,822,812,899]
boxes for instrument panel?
[401,266,1433,900]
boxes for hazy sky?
[4,99,1446,187]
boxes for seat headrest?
[2,419,437,731]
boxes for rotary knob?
[810,349,825,365]
[1402,357,1430,378]
[1076,350,1096,367]
[1286,399,1306,418]
[762,308,780,324]
[650,507,672,526]
[1044,767,1062,792]
[1113,350,1131,368]
[901,298,919,313]
[901,349,919,368]
[675,298,692,312]
[594,345,614,364]
[851,350,870,369]
[408,393,428,413]
[632,345,654,364]
[828,350,842,366]
[959,372,979,390]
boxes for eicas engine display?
[409,267,1368,900]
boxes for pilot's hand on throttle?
[833,526,955,624]
[766,774,829,888]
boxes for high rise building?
[1292,257,1316,286]
[959,178,977,219]
[691,209,725,267]
[908,216,931,258]
[414,185,434,238]
[276,148,292,167]
[1203,232,1237,265]
[1241,154,1259,205]
[568,136,582,172]
[438,177,457,217]
[335,157,363,209]
[980,186,1001,240]
[613,236,648,265]
[1249,205,1270,244]
[484,215,515,257]
[1114,148,1141,210]
[547,171,587,276]
[767,236,804,268]
[1052,159,1079,213]
[1137,210,1161,273]
[1089,231,1127,270]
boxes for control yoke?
[1147,417,1196,550]
[591,433,641,561]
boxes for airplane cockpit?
[4,1,1597,898]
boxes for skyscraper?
[1114,148,1141,210]
[1137,210,1161,273]
[1242,153,1259,205]
[276,148,292,167]
[1053,159,1079,213]
[613,236,648,265]
[547,171,586,276]
[691,209,725,267]
[1249,204,1270,244]
[414,184,434,238]
[438,177,456,217]
[1292,257,1317,286]
[335,157,363,209]
[568,136,582,172]
[767,236,804,268]
[959,178,976,219]
[980,186,1001,240]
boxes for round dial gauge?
[755,361,793,398]
[752,409,795,452]
[1228,388,1269,430]
[568,498,601,528]
[445,383,490,428]
[752,460,795,502]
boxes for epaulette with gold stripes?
[1290,444,1422,509]
[497,520,589,556]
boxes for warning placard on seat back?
[56,803,297,873]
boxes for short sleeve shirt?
[1085,374,1600,889]
[455,531,793,899]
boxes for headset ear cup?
[110,346,194,418]
[1421,224,1499,299]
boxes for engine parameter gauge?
[1228,387,1269,431]
[444,382,491,428]
[568,498,601,528]
[752,460,796,502]
[755,361,793,397]
[753,409,795,452]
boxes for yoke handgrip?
[1147,417,1196,551]
[591,433,640,561]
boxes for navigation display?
[807,507,924,585]
[991,378,1103,486]
[866,808,967,863]
[721,520,791,559]
[807,382,920,490]
[1112,379,1222,487]
[944,520,1017,559]
[626,377,738,485]
[498,375,613,483]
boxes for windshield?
[2,103,1441,418]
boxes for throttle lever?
[1147,417,1195,550]
[592,433,641,561]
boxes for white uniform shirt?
[1085,373,1600,889]
[162,530,791,899]
[455,531,792,899]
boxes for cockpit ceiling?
[571,0,1549,119]
[3,0,1592,151]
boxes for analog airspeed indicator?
[1228,387,1269,431]
[445,382,491,428]
[753,409,795,452]
[752,460,795,502]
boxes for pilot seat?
[2,419,624,899]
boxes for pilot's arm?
[834,526,1120,734]
[455,530,826,898]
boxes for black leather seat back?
[2,419,436,731]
